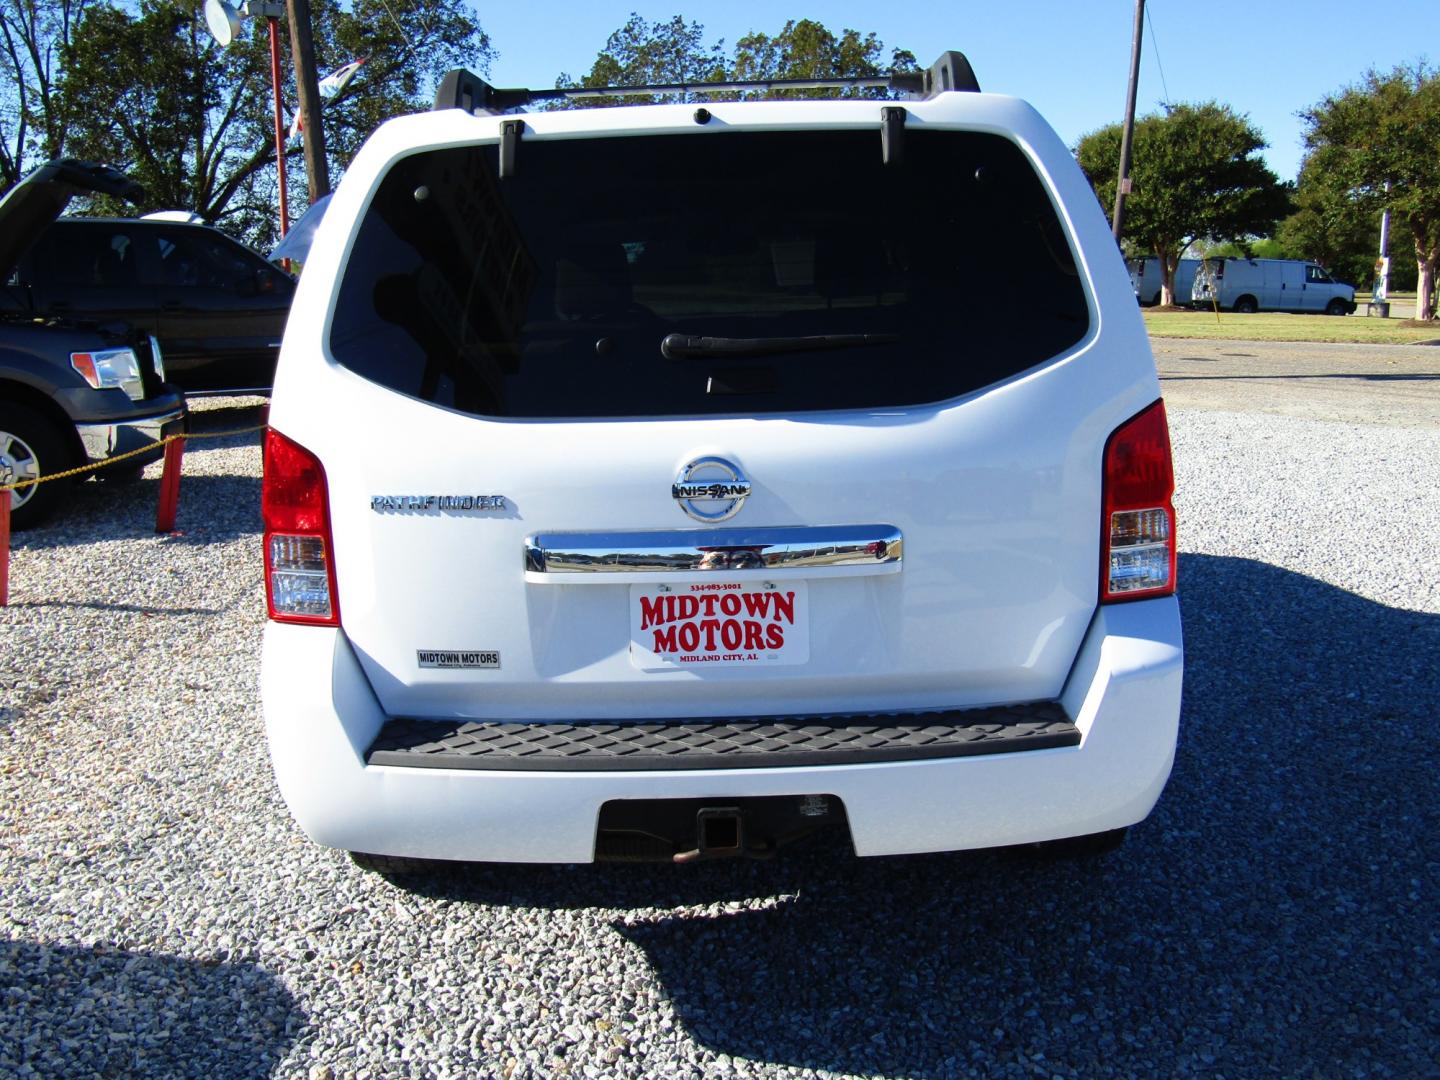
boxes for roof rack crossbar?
[534,74,919,102]
[433,51,978,114]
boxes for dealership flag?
[318,57,366,98]
[288,58,366,142]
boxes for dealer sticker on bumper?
[629,581,809,671]
[417,650,500,669]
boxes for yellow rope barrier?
[0,425,268,494]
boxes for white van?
[1192,257,1355,315]
[1128,256,1199,306]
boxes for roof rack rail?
[433,50,979,114]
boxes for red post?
[155,438,184,533]
[0,490,9,606]
[268,16,290,238]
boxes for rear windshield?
[329,129,1089,418]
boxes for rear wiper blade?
[661,332,899,360]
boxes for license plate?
[629,581,809,671]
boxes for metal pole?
[267,15,290,236]
[285,0,330,200]
[1112,0,1146,243]
[155,437,185,533]
[1378,206,1391,299]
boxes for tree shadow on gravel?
[394,830,861,911]
[1,599,223,615]
[184,401,268,433]
[1161,371,1440,381]
[14,474,261,553]
[408,554,1438,1078]
[0,939,305,1078]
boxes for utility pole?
[1112,0,1145,243]
[1376,184,1391,310]
[262,8,289,235]
[286,0,330,200]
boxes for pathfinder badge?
[371,495,507,512]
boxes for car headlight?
[71,348,145,401]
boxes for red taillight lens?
[1101,399,1176,602]
[263,428,339,625]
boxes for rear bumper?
[262,597,1182,862]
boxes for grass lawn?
[1143,307,1440,345]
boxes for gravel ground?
[1,390,1436,1079]
[1153,337,1440,430]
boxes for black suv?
[0,160,184,528]
[7,214,293,395]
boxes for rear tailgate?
[272,97,1160,723]
[312,361,1125,720]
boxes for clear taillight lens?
[1101,400,1176,602]
[263,429,339,625]
[267,535,333,618]
[71,348,145,401]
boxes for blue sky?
[471,0,1438,183]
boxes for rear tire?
[0,403,76,530]
[1325,298,1349,316]
[1233,296,1258,314]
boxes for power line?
[1146,1,1171,105]
[377,0,416,51]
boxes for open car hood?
[0,159,143,273]
[269,192,330,265]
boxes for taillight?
[263,429,339,625]
[1101,399,1176,602]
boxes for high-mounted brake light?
[1101,400,1176,602]
[263,429,339,625]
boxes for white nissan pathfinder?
[260,53,1183,869]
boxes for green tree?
[317,0,494,165]
[1300,63,1440,319]
[556,14,915,106]
[554,14,726,105]
[1275,164,1377,286]
[1272,158,1415,291]
[0,0,98,186]
[730,18,917,98]
[50,0,490,249]
[1076,103,1292,306]
[56,3,236,218]
[1204,237,1289,261]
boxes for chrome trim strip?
[525,524,902,577]
[75,407,186,463]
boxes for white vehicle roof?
[141,210,206,223]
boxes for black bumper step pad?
[365,702,1079,772]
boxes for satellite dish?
[203,0,241,46]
